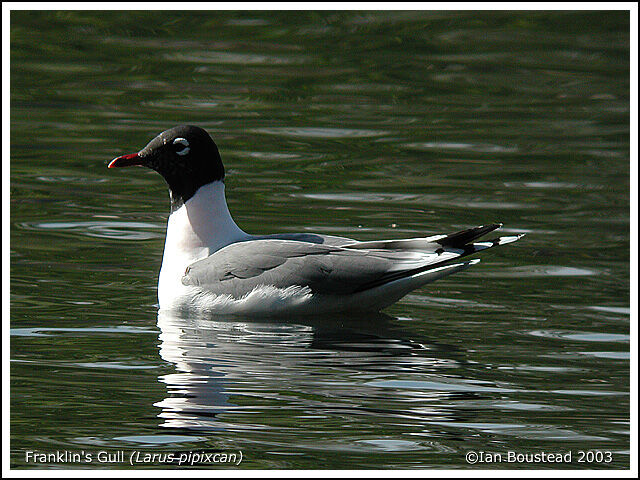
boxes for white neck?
[158,181,249,299]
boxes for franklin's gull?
[109,125,523,315]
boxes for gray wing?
[251,232,356,247]
[181,239,440,298]
[258,224,523,252]
[182,224,524,298]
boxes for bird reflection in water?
[154,310,468,433]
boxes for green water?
[10,10,630,469]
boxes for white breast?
[157,181,249,310]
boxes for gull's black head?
[109,125,225,210]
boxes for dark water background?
[10,10,630,469]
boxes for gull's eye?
[173,137,190,156]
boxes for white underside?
[157,181,482,316]
[159,260,479,316]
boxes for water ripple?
[404,141,519,154]
[486,265,598,277]
[19,221,163,240]
[164,51,309,65]
[528,330,629,343]
[253,127,389,138]
[10,326,157,337]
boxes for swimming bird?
[109,125,523,315]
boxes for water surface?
[10,10,630,469]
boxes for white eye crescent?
[173,137,190,156]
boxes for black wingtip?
[436,223,503,248]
